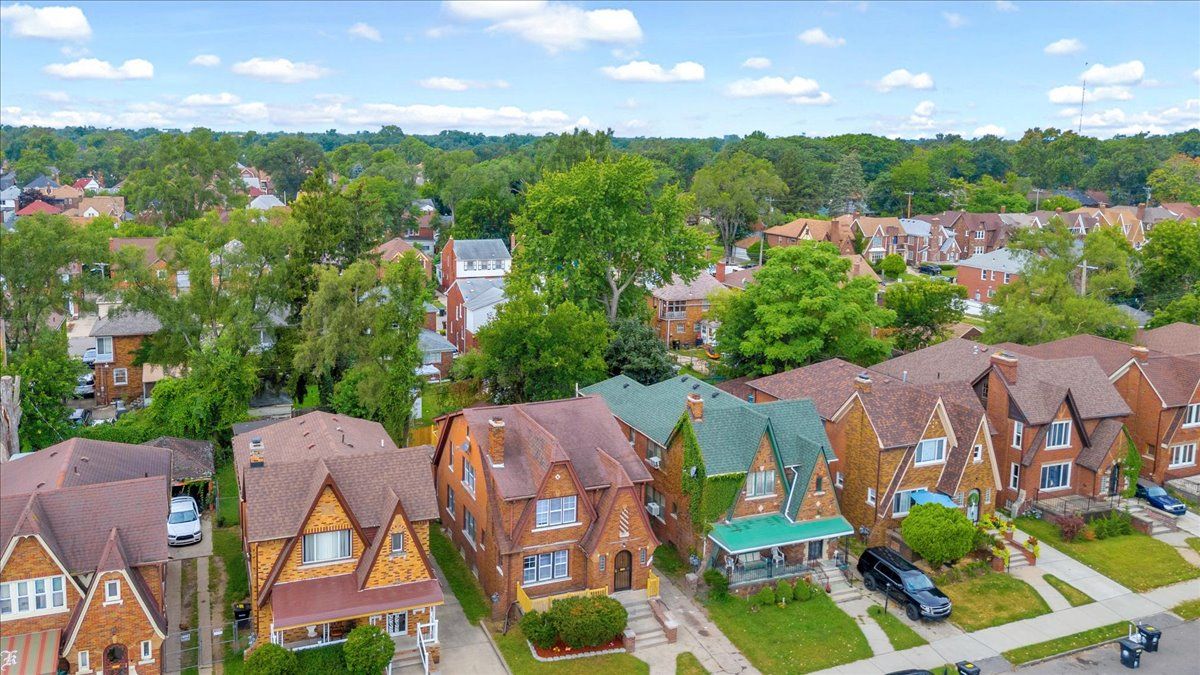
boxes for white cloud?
[418,76,510,91]
[38,90,70,103]
[181,92,241,106]
[1074,99,1200,136]
[618,97,638,109]
[1043,38,1083,55]
[601,60,704,83]
[908,100,936,129]
[190,54,221,67]
[449,1,642,52]
[425,25,459,38]
[59,43,87,57]
[1081,60,1144,86]
[994,0,1017,10]
[942,12,967,28]
[727,75,820,98]
[44,57,153,80]
[913,100,936,117]
[348,22,381,41]
[1194,68,1200,83]
[798,27,845,47]
[0,3,90,40]
[973,124,1006,136]
[231,57,330,83]
[742,56,771,70]
[1,106,111,127]
[1047,85,1133,104]
[874,69,934,92]
[791,91,834,106]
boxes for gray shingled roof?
[956,247,1027,274]
[652,272,725,302]
[419,329,455,354]
[458,277,506,310]
[454,238,511,261]
[90,310,162,337]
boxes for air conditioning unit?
[647,456,662,469]
[645,502,661,517]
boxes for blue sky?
[2,1,1198,138]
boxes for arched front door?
[613,550,632,592]
[104,644,128,675]
[967,490,981,523]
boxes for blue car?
[1135,483,1187,516]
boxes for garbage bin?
[233,602,251,629]
[1118,638,1143,669]
[955,660,981,675]
[1137,624,1161,653]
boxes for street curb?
[480,624,513,675]
[1008,635,1124,669]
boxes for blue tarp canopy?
[909,491,957,508]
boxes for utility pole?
[1033,188,1043,211]
[1144,186,1153,206]
[903,191,914,219]
[1078,62,1088,135]
[1078,258,1099,295]
[758,230,765,267]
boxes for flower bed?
[528,635,627,662]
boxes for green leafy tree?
[513,155,709,322]
[534,128,615,176]
[828,152,867,216]
[604,318,676,385]
[0,213,109,352]
[884,277,967,352]
[244,643,298,675]
[2,329,79,451]
[460,294,610,404]
[12,148,52,184]
[900,503,975,567]
[123,128,240,224]
[880,254,907,279]
[1038,195,1082,212]
[713,242,894,376]
[142,343,258,441]
[691,151,787,261]
[1147,287,1200,328]
[343,625,394,675]
[1122,438,1142,499]
[962,175,1031,213]
[867,149,950,216]
[1146,154,1200,204]
[253,136,326,201]
[1138,219,1200,310]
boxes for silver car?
[167,496,202,546]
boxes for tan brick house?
[582,375,852,589]
[432,396,658,620]
[648,272,725,349]
[233,412,444,665]
[1,439,170,675]
[744,360,1000,546]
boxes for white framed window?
[390,532,405,557]
[980,268,987,280]
[1184,403,1200,428]
[1011,420,1024,448]
[915,438,946,465]
[745,470,775,498]
[78,651,90,672]
[463,510,477,545]
[866,487,876,505]
[104,579,120,603]
[112,368,128,386]
[96,336,113,359]
[0,575,67,618]
[974,230,985,240]
[1039,462,1071,490]
[486,259,496,270]
[973,444,983,463]
[523,550,569,584]
[892,488,925,516]
[302,530,351,564]
[1010,463,1020,490]
[175,270,190,289]
[1003,273,1012,284]
[140,640,152,663]
[386,611,408,636]
[835,471,844,488]
[535,496,578,528]
[984,488,992,504]
[646,441,665,463]
[446,485,456,517]
[645,486,666,521]
[1170,443,1197,468]
[599,554,606,571]
[973,246,984,255]
[462,462,476,495]
[1046,420,1071,449]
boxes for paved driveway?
[396,557,506,675]
[168,516,214,561]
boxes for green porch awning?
[708,514,854,555]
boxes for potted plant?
[991,545,1009,571]
[1025,536,1040,561]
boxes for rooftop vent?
[249,436,264,451]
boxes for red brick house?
[438,238,510,292]
[432,396,659,619]
[955,248,1024,304]
[233,412,444,664]
[1,439,171,675]
[649,272,725,348]
[373,237,434,279]
[90,310,163,405]
[582,375,852,589]
[762,217,854,253]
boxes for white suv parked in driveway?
[168,496,202,546]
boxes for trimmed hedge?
[523,596,629,650]
[343,625,394,675]
[703,568,730,598]
[245,644,298,675]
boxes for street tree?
[1138,219,1200,310]
[1,329,78,451]
[827,152,867,216]
[253,136,326,201]
[691,151,787,261]
[1146,155,1200,204]
[123,128,241,224]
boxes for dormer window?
[1046,420,1071,449]
[390,532,406,557]
[535,496,577,528]
[302,530,351,564]
[915,438,946,465]
[104,579,120,603]
[745,469,775,498]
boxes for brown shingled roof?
[871,338,996,385]
[1137,322,1200,357]
[997,334,1139,377]
[651,272,726,302]
[992,353,1131,425]
[1,438,171,494]
[748,358,865,420]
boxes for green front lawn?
[1173,598,1200,620]
[705,591,872,674]
[1017,517,1200,592]
[867,605,928,651]
[1043,574,1094,607]
[940,572,1051,632]
[429,526,490,624]
[494,625,649,674]
[676,652,709,675]
[1186,537,1200,555]
[1001,622,1127,665]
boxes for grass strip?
[429,526,490,624]
[676,652,709,675]
[1172,598,1200,620]
[867,604,928,651]
[1042,574,1094,607]
[1001,622,1127,665]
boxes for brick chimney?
[853,372,872,393]
[686,392,704,422]
[714,262,726,283]
[1000,205,1007,213]
[249,436,264,468]
[1055,207,1063,213]
[830,218,843,245]
[852,258,861,275]
[487,417,506,466]
[1137,202,1147,221]
[1130,345,1150,363]
[1099,202,1108,209]
[991,352,1018,384]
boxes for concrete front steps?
[1126,503,1179,536]
[828,573,862,604]
[614,591,669,650]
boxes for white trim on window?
[835,471,844,488]
[914,437,946,466]
[522,550,569,585]
[78,651,91,673]
[1046,420,1071,449]
[140,640,153,663]
[1010,463,1020,490]
[301,530,352,565]
[866,487,876,505]
[1184,403,1200,428]
[1011,420,1024,448]
[745,469,775,498]
[1170,443,1197,469]
[534,496,578,529]
[390,532,406,557]
[0,575,68,618]
[112,367,128,387]
[892,488,925,517]
[104,579,121,604]
[1039,462,1072,491]
[973,444,983,463]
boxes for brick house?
[90,310,164,406]
[438,238,510,292]
[1002,334,1200,485]
[431,396,658,619]
[762,217,854,253]
[373,236,434,279]
[1,439,171,675]
[743,361,1000,546]
[418,329,456,381]
[955,248,1024,304]
[233,412,444,664]
[649,272,725,348]
[582,375,852,589]
[445,277,506,354]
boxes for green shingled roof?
[709,514,854,554]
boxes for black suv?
[857,547,952,621]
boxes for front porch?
[707,514,854,588]
[516,570,662,613]
[1032,493,1122,521]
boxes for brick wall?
[94,334,147,405]
[957,424,999,520]
[439,240,458,292]
[649,297,709,348]
[793,456,840,522]
[831,400,881,538]
[955,266,1017,304]
[1115,364,1200,483]
[0,537,84,635]
[731,434,783,518]
[365,517,435,589]
[67,569,163,675]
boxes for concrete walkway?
[839,597,897,655]
[1013,526,1132,602]
[640,574,759,675]
[163,560,182,674]
[198,557,213,675]
[1011,566,1071,612]
[395,556,506,675]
